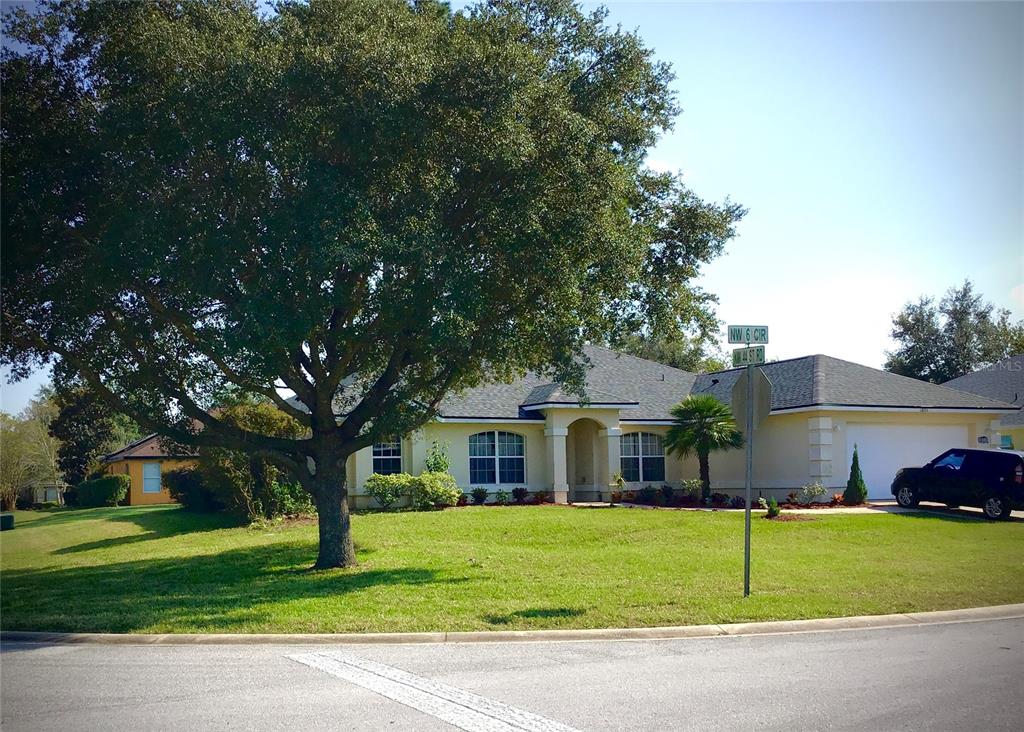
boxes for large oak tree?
[2,0,743,567]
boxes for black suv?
[891,448,1024,520]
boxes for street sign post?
[727,324,772,598]
[731,367,772,430]
[732,345,765,367]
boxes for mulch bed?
[764,514,817,522]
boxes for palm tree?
[665,394,744,501]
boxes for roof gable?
[943,354,1024,425]
[102,434,196,462]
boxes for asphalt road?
[2,618,1022,731]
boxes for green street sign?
[732,345,765,367]
[728,325,769,344]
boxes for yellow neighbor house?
[102,434,196,505]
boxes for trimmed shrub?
[799,481,827,504]
[660,484,675,504]
[410,471,461,510]
[494,490,511,505]
[62,485,79,507]
[637,485,658,504]
[265,480,314,517]
[710,492,731,506]
[729,495,746,509]
[765,497,780,519]
[680,479,702,501]
[512,487,529,504]
[165,467,224,512]
[844,444,868,506]
[533,490,550,504]
[364,473,412,510]
[76,474,130,507]
[470,487,489,505]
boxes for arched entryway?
[567,418,603,502]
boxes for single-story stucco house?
[943,354,1024,450]
[102,434,196,505]
[339,345,1017,506]
[99,346,1017,507]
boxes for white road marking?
[289,651,581,732]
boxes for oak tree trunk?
[309,464,357,569]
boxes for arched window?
[469,431,525,484]
[620,432,665,482]
[372,440,402,475]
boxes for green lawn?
[1,505,1022,634]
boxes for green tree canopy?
[885,280,1024,384]
[2,0,743,567]
[49,380,143,486]
[0,389,63,509]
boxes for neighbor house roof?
[942,354,1024,426]
[101,434,197,462]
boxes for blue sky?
[2,1,1021,414]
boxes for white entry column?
[544,427,570,503]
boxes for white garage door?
[845,424,969,500]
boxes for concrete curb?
[3,604,1023,646]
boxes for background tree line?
[885,280,1024,384]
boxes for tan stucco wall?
[105,458,196,505]
[347,422,548,496]
[343,408,1004,507]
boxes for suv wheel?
[895,484,919,508]
[982,495,1012,521]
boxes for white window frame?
[469,431,526,485]
[142,462,162,493]
[620,432,666,483]
[372,440,403,475]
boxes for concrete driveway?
[3,617,1022,731]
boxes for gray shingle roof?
[437,345,693,420]
[692,355,1016,413]
[439,349,1013,420]
[289,346,1017,421]
[943,355,1024,426]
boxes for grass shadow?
[885,507,1024,524]
[483,607,586,625]
[2,538,473,633]
[51,507,241,555]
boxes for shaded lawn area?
[1,504,1022,634]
